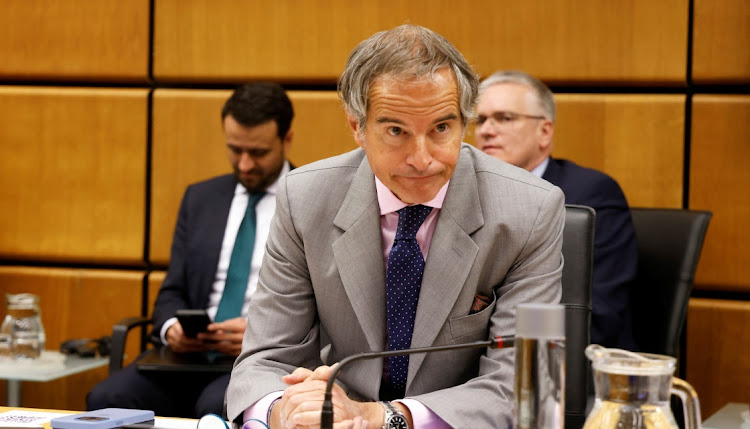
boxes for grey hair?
[479,70,556,123]
[338,24,479,131]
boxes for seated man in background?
[475,70,638,350]
[87,82,294,417]
[226,25,565,428]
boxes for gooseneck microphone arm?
[320,335,515,429]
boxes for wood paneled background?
[0,0,747,418]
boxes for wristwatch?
[380,401,410,429]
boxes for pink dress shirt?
[243,177,452,429]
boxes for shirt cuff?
[242,391,283,429]
[396,399,451,429]
[160,317,178,345]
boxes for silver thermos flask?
[514,303,566,429]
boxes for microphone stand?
[320,335,514,429]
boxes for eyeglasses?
[475,111,547,129]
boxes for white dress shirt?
[160,161,290,343]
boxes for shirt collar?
[233,160,290,196]
[375,176,449,215]
[530,157,550,178]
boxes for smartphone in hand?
[175,309,211,338]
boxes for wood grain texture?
[150,89,232,267]
[0,0,150,81]
[0,87,148,264]
[692,0,750,84]
[466,94,685,208]
[154,0,687,85]
[690,95,750,291]
[147,271,166,317]
[686,298,750,418]
[286,91,355,165]
[0,266,144,410]
[150,89,354,264]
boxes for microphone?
[320,335,515,429]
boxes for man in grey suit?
[227,25,565,429]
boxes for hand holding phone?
[175,309,211,338]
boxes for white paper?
[149,418,199,429]
[0,412,199,429]
[0,410,70,428]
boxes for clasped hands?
[272,365,379,429]
[165,316,246,356]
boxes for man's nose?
[477,119,495,136]
[407,137,432,171]
[238,153,255,171]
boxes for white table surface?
[702,402,750,429]
[0,350,108,381]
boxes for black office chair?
[560,204,596,429]
[629,208,712,358]
[109,316,153,375]
[108,316,234,376]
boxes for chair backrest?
[560,204,596,429]
[629,208,712,357]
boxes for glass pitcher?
[583,344,701,429]
[0,293,46,359]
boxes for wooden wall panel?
[286,92,355,165]
[690,95,750,291]
[150,89,232,267]
[0,87,148,265]
[0,267,144,410]
[466,94,685,208]
[554,95,685,208]
[150,89,354,264]
[693,0,750,84]
[147,271,166,317]
[686,298,750,418]
[0,0,150,82]
[154,0,687,85]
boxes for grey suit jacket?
[226,144,565,427]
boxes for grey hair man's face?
[348,69,463,204]
[475,82,552,172]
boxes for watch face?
[388,415,408,429]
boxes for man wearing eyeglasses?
[475,70,638,351]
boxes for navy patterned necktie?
[384,204,433,397]
[215,192,264,322]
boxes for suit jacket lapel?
[408,150,484,385]
[541,156,559,183]
[332,158,387,353]
[331,150,485,376]
[198,175,236,306]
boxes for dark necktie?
[384,204,433,397]
[215,192,264,322]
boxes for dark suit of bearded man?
[88,81,294,418]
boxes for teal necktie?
[215,192,264,322]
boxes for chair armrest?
[110,316,154,375]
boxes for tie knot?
[246,192,265,210]
[395,205,432,240]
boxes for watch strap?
[380,401,408,429]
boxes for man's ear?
[347,115,365,148]
[538,120,555,151]
[282,129,293,152]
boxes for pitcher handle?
[670,377,702,429]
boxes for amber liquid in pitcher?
[583,370,678,429]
